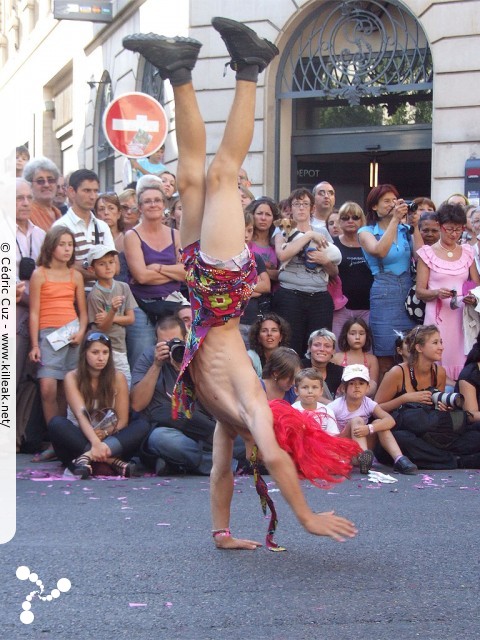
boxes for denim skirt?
[369,271,415,356]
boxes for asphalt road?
[1,455,479,640]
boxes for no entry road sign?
[103,92,168,158]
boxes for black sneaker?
[211,17,279,72]
[122,34,202,79]
[358,449,374,475]
[393,455,418,475]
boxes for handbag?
[392,401,467,437]
[85,408,119,441]
[404,259,425,324]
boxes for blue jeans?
[147,427,245,475]
[126,306,156,372]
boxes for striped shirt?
[52,208,115,290]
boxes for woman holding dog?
[272,187,341,356]
[332,201,373,340]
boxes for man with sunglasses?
[23,157,63,231]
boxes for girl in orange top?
[29,227,88,442]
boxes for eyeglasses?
[441,225,465,235]
[86,332,111,345]
[120,205,138,213]
[33,177,57,185]
[340,215,362,221]
[16,194,33,201]
[140,198,164,207]
[291,201,311,208]
[317,190,335,197]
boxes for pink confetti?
[129,603,147,607]
[165,602,173,608]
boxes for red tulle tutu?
[270,399,361,487]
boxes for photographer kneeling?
[131,315,245,475]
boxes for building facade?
[2,0,480,205]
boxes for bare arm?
[113,372,129,430]
[275,230,314,262]
[130,342,170,412]
[124,230,185,285]
[251,271,270,298]
[459,379,480,422]
[28,269,43,362]
[415,257,437,301]
[70,271,88,345]
[358,202,407,258]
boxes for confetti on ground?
[165,602,173,608]
[129,603,147,607]
[156,523,171,526]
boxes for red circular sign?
[103,92,168,158]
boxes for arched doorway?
[275,0,433,204]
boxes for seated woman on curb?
[49,331,150,478]
[375,324,480,470]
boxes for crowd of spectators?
[15,146,480,477]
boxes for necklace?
[438,240,456,258]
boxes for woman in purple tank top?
[124,184,186,370]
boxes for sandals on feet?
[69,453,92,479]
[109,457,135,478]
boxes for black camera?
[405,201,418,213]
[18,256,36,281]
[166,338,186,363]
[431,390,464,410]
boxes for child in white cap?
[329,364,417,474]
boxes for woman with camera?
[415,202,479,386]
[358,184,423,381]
[375,325,480,469]
[49,331,150,478]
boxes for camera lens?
[167,338,186,363]
[431,391,464,409]
[405,201,418,213]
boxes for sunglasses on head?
[340,214,362,221]
[86,332,111,345]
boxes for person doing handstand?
[123,18,358,549]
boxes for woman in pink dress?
[416,202,479,384]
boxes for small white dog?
[274,218,341,275]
